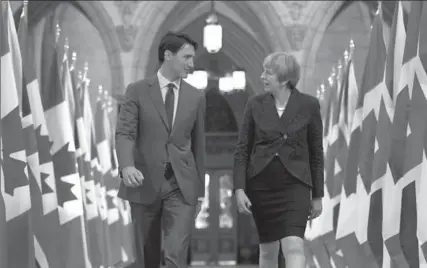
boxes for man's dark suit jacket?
[115,76,206,205]
[233,89,324,198]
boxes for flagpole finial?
[103,89,111,108]
[337,59,343,77]
[103,89,109,101]
[328,66,336,87]
[98,85,105,105]
[375,1,382,16]
[77,70,83,81]
[71,52,77,69]
[344,50,349,63]
[55,24,61,43]
[316,86,321,100]
[349,39,355,56]
[331,65,336,77]
[320,84,325,101]
[22,0,28,17]
[328,76,334,87]
[106,91,113,110]
[83,61,89,79]
[64,37,69,54]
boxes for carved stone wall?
[27,0,376,130]
[113,1,139,52]
[31,1,124,125]
[27,1,376,100]
[97,1,345,96]
[308,1,372,95]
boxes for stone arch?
[327,1,373,30]
[300,1,344,91]
[27,1,125,96]
[144,12,269,95]
[356,2,374,31]
[131,1,292,94]
[243,1,292,52]
[74,1,124,95]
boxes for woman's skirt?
[246,157,311,243]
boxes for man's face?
[168,44,195,79]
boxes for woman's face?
[261,66,281,93]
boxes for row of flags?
[1,2,135,268]
[304,1,427,268]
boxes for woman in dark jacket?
[233,52,324,268]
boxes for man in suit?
[115,32,206,268]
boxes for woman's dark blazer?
[233,89,325,198]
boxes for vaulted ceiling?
[16,1,398,32]
[329,1,401,28]
[12,0,401,96]
[139,2,276,94]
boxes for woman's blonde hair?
[263,52,300,88]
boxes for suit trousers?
[129,175,196,268]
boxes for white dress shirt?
[157,71,180,127]
[157,71,204,203]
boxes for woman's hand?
[235,189,252,214]
[308,197,322,220]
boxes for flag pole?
[77,70,83,82]
[98,85,104,98]
[77,70,84,90]
[337,59,343,84]
[325,65,336,105]
[98,85,104,110]
[344,50,350,66]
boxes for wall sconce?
[218,70,246,93]
[185,69,246,93]
[219,75,234,93]
[232,70,246,90]
[184,70,208,90]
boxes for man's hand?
[121,166,144,188]
[308,197,322,220]
[235,189,252,214]
[195,198,203,219]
